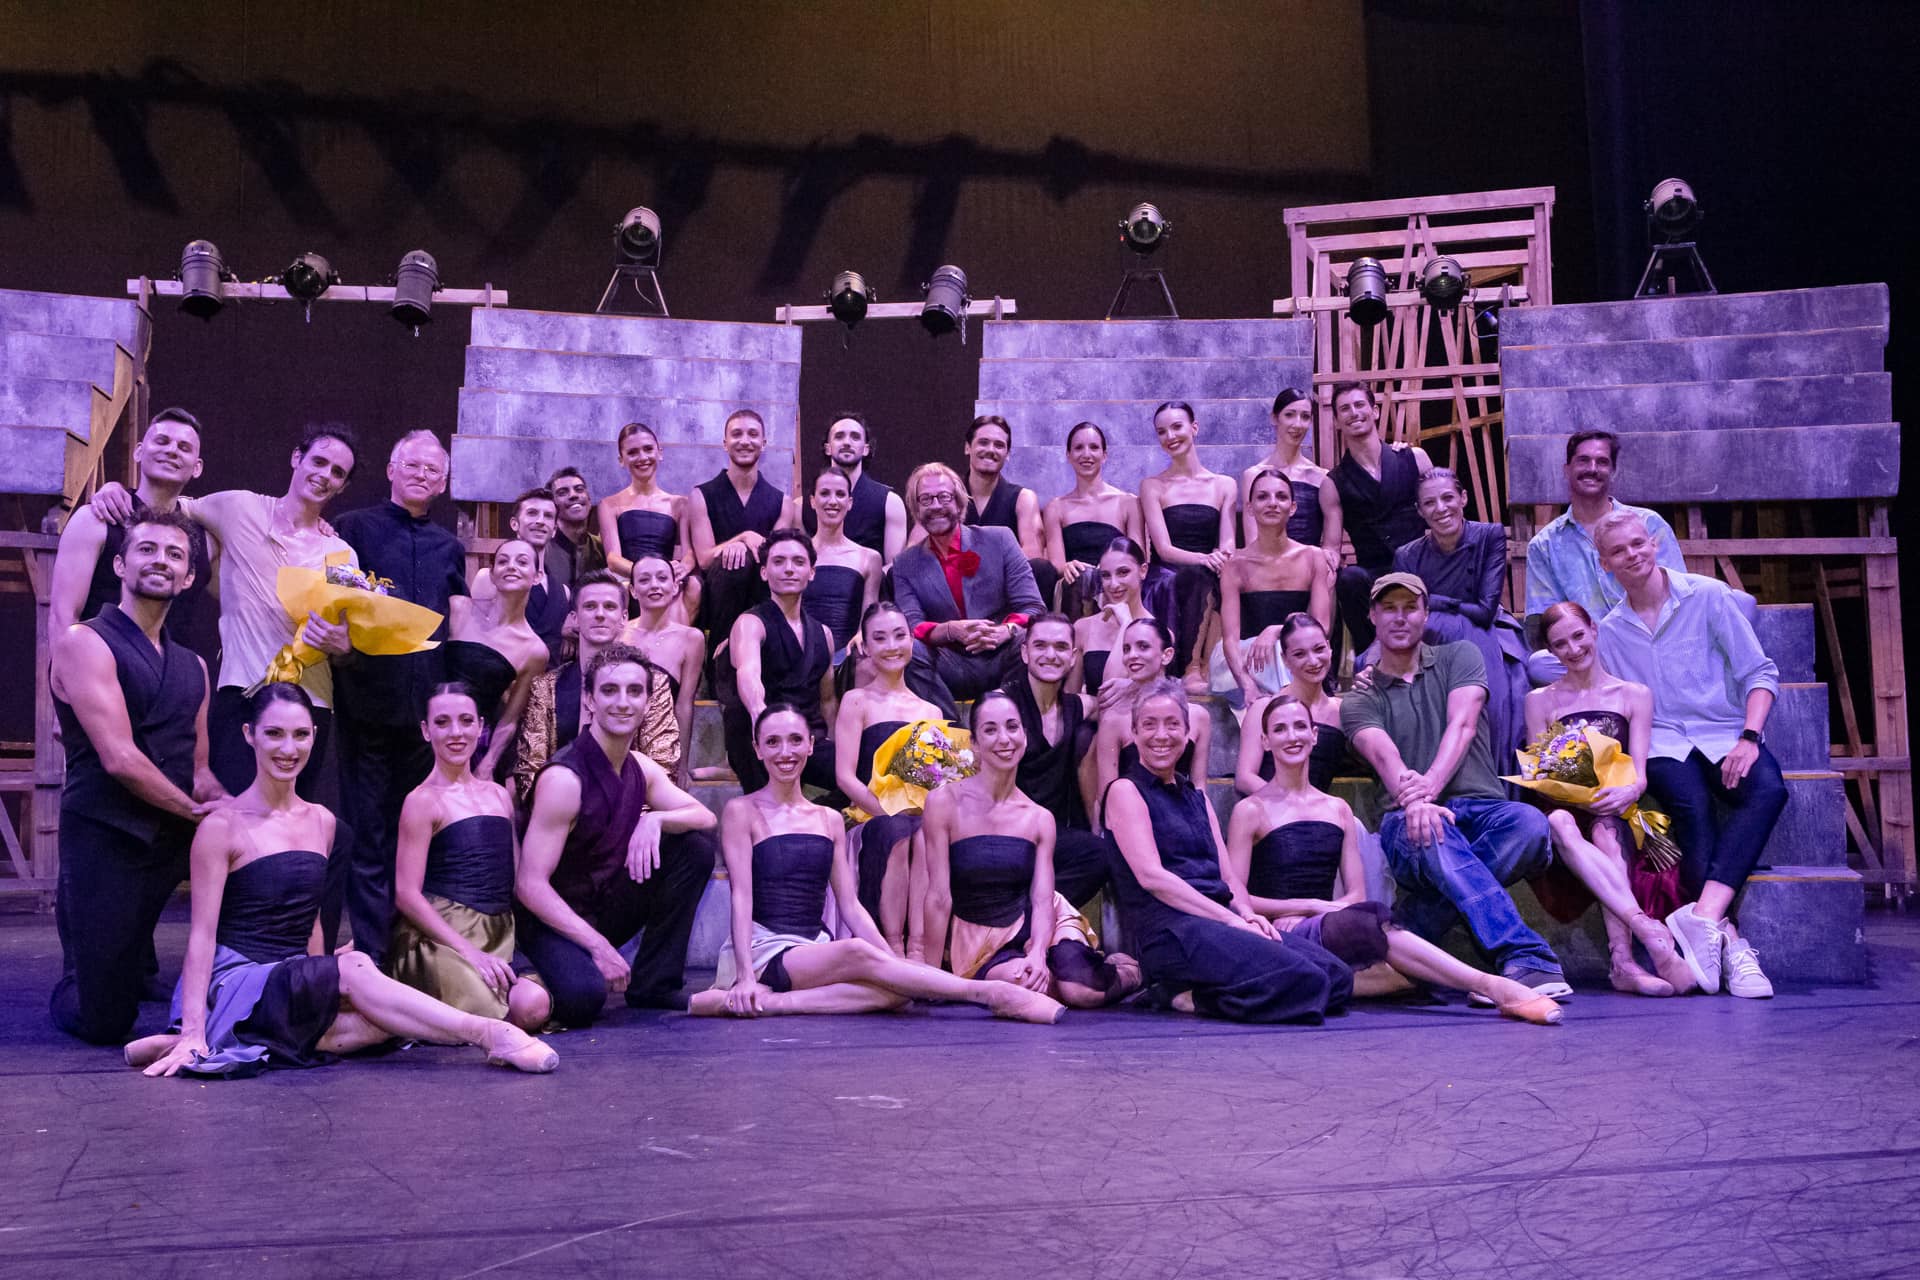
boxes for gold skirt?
[387,894,519,1021]
[945,892,1094,980]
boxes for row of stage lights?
[169,179,1705,334]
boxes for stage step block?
[1499,283,1887,347]
[456,388,797,445]
[0,289,145,498]
[450,436,793,505]
[1760,773,1849,869]
[0,287,150,349]
[1767,684,1833,773]
[471,307,801,362]
[1507,424,1900,504]
[1502,372,1891,437]
[1502,328,1887,391]
[1754,604,1816,684]
[1735,867,1869,984]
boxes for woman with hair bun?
[1139,401,1237,692]
[599,421,699,624]
[1239,387,1343,572]
[1042,421,1150,619]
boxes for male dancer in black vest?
[961,413,1058,607]
[1006,613,1112,907]
[801,412,907,565]
[515,644,718,1025]
[49,510,223,1043]
[689,409,788,671]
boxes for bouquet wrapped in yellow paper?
[843,719,975,823]
[1503,722,1681,869]
[245,551,444,695]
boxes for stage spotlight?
[391,250,439,334]
[1119,202,1170,254]
[1418,256,1469,313]
[826,270,873,328]
[921,265,969,338]
[281,253,337,304]
[178,240,228,320]
[1344,256,1389,327]
[1646,178,1702,241]
[616,206,661,263]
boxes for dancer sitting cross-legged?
[921,690,1141,1009]
[691,705,1065,1023]
[388,682,553,1031]
[127,684,558,1077]
[1102,679,1353,1023]
[1224,695,1562,1025]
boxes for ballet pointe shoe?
[1487,977,1564,1026]
[1608,957,1675,998]
[688,989,729,1017]
[123,1034,174,1069]
[986,983,1066,1025]
[482,1022,559,1074]
[1630,912,1698,994]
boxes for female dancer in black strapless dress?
[1140,402,1238,690]
[599,422,699,625]
[443,539,550,781]
[390,683,552,1029]
[1069,536,1152,703]
[1043,422,1149,620]
[1237,387,1344,572]
[805,467,882,663]
[833,602,947,956]
[1522,602,1696,996]
[621,554,706,786]
[1237,614,1350,796]
[690,705,1063,1022]
[1220,469,1332,703]
[1224,694,1561,1024]
[920,690,1140,1008]
[127,684,558,1077]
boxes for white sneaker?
[1664,905,1724,995]
[1723,939,1774,999]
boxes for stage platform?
[3,907,1917,1278]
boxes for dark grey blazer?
[893,525,1043,632]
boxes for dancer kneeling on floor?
[128,684,558,1077]
[920,690,1141,1009]
[692,705,1064,1023]
[1102,679,1353,1023]
[1224,695,1561,1025]
[388,682,552,1031]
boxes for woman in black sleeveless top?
[128,685,559,1077]
[921,692,1140,1008]
[1100,679,1352,1024]
[719,531,839,795]
[691,705,1064,1023]
[804,467,882,662]
[390,683,553,1029]
[599,422,700,626]
[1224,695,1562,1025]
[1140,402,1239,690]
[1236,614,1351,797]
[443,539,551,782]
[1043,422,1148,621]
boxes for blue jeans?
[1380,795,1561,976]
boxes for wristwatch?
[1739,728,1764,745]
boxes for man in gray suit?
[894,462,1043,718]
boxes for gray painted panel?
[1501,283,1888,347]
[1502,328,1887,389]
[0,332,120,387]
[1506,425,1900,503]
[451,436,795,504]
[1766,684,1831,773]
[971,395,1306,451]
[1733,871,1866,983]
[471,308,802,362]
[1760,774,1849,869]
[1503,373,1891,435]
[457,388,799,446]
[979,357,1312,403]
[0,423,74,495]
[1754,604,1816,684]
[0,288,148,349]
[0,377,99,433]
[464,347,795,400]
[981,318,1312,360]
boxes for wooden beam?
[1284,186,1557,226]
[775,298,1016,324]
[128,279,509,306]
[1303,219,1541,254]
[1274,287,1527,316]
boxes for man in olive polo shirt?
[1342,572,1568,999]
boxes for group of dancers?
[47,384,1792,1077]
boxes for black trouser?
[1054,828,1115,909]
[701,563,768,682]
[1133,911,1354,1024]
[1336,563,1389,655]
[907,636,1027,720]
[209,686,333,800]
[1646,746,1789,899]
[1029,558,1061,614]
[1169,564,1220,677]
[514,830,717,1026]
[50,811,190,1044]
[335,713,434,967]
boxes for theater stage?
[3,908,1917,1279]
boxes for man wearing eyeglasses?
[333,430,470,964]
[893,462,1044,718]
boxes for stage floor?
[4,907,1919,1279]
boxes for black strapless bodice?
[1288,479,1325,548]
[616,508,680,564]
[439,639,518,724]
[1083,649,1111,691]
[1247,819,1344,902]
[1258,721,1350,794]
[1239,589,1311,639]
[856,720,909,786]
[1163,504,1221,557]
[751,833,833,936]
[948,835,1037,928]
[803,563,865,652]
[423,814,515,916]
[218,850,328,964]
[1561,708,1630,742]
[1063,520,1125,566]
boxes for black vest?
[749,599,831,733]
[965,478,1027,534]
[698,471,784,544]
[802,472,894,558]
[83,510,211,641]
[1007,676,1090,830]
[56,605,204,841]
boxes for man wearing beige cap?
[1341,572,1569,1000]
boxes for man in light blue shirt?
[1596,509,1785,1000]
[1524,429,1685,654]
